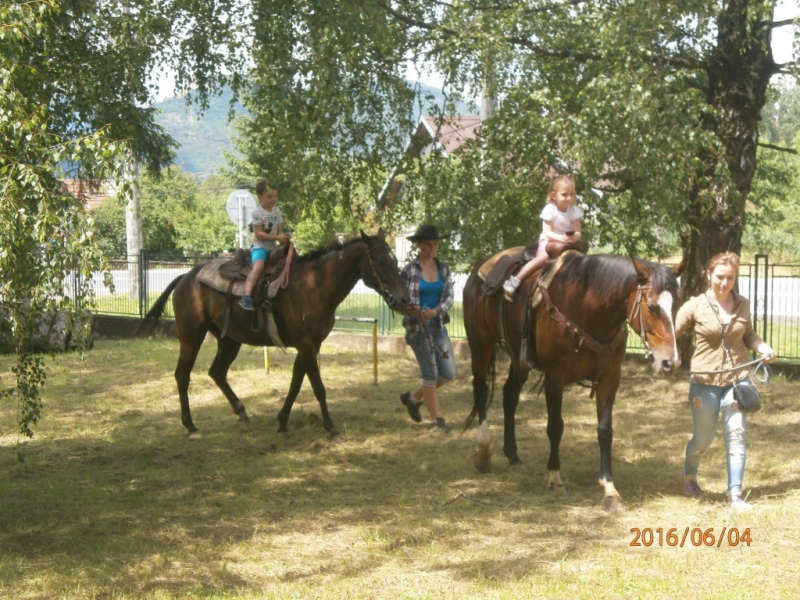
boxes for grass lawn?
[1,339,800,599]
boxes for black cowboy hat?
[406,224,449,243]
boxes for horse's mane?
[561,254,679,295]
[293,237,365,264]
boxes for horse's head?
[359,228,411,312]
[628,256,685,375]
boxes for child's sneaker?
[238,295,255,310]
[503,276,521,301]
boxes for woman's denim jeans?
[406,324,456,387]
[684,377,750,497]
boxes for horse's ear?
[671,253,688,278]
[376,227,386,240]
[630,255,651,285]
[360,229,371,245]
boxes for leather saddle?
[481,240,589,296]
[218,243,291,283]
[218,242,293,342]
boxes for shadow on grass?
[1,341,799,596]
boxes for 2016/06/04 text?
[630,527,752,547]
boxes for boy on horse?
[239,179,292,310]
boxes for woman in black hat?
[399,225,456,432]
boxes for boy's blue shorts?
[250,247,271,264]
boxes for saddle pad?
[197,259,245,295]
[530,250,578,309]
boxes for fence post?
[139,249,147,318]
[754,253,769,346]
[378,299,389,334]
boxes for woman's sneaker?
[503,276,521,301]
[729,495,753,510]
[682,469,702,497]
[428,417,449,433]
[400,391,423,423]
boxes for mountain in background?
[153,84,473,178]
[154,88,241,178]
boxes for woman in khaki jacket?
[675,252,775,509]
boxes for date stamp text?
[629,527,752,547]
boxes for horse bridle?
[627,284,662,362]
[363,241,400,307]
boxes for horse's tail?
[134,274,183,337]
[462,350,496,432]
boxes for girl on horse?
[503,174,582,299]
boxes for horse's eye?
[646,303,659,314]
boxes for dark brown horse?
[463,253,684,510]
[136,229,410,438]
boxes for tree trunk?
[678,1,779,363]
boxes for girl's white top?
[539,203,582,241]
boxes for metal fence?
[83,252,800,360]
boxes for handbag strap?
[703,293,737,372]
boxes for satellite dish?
[225,190,257,226]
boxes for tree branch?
[771,18,797,29]
[374,0,706,70]
[758,142,798,155]
[429,0,586,14]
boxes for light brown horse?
[136,230,410,438]
[463,253,684,510]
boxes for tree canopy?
[1,1,128,436]
[200,0,798,293]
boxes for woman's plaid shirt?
[401,258,455,332]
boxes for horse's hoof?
[187,431,203,440]
[603,495,625,512]
[238,419,251,432]
[330,432,344,443]
[474,445,492,473]
[473,456,492,474]
[547,483,568,497]
[509,463,527,473]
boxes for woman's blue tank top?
[419,270,444,316]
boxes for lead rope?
[693,294,773,384]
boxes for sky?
[152,3,799,102]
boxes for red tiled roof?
[377,115,482,207]
[417,115,482,155]
[61,179,116,210]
